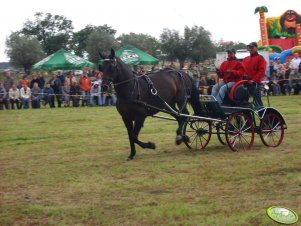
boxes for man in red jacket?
[212,48,245,104]
[242,42,267,106]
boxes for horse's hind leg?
[175,106,190,145]
[133,117,156,149]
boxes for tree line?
[5,12,247,73]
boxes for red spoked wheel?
[225,112,254,152]
[183,120,212,150]
[259,113,284,147]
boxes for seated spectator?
[103,84,116,106]
[42,83,55,108]
[268,70,280,95]
[20,84,31,109]
[90,81,101,106]
[31,82,41,109]
[199,75,209,94]
[0,82,9,110]
[9,84,21,109]
[207,74,217,95]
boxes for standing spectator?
[190,63,200,89]
[3,69,14,92]
[9,84,21,109]
[213,49,245,104]
[19,74,30,89]
[20,84,31,109]
[30,75,40,89]
[56,70,65,85]
[65,71,77,87]
[242,42,267,106]
[0,82,9,110]
[70,81,81,107]
[288,53,301,94]
[50,74,62,107]
[79,72,91,106]
[42,83,55,108]
[31,82,41,109]
[62,81,71,107]
[36,71,45,89]
[95,71,103,105]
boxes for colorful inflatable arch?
[269,45,301,63]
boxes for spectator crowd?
[1,52,300,110]
[0,69,116,110]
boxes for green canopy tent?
[115,45,159,65]
[32,49,95,71]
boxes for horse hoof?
[182,135,189,143]
[175,135,183,145]
[148,142,156,149]
[127,156,134,161]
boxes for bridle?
[102,57,137,88]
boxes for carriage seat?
[222,80,250,107]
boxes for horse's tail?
[189,82,203,116]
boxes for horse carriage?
[100,49,287,160]
[180,80,287,152]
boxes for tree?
[85,30,117,63]
[160,26,215,68]
[21,12,74,55]
[215,41,247,52]
[117,33,160,56]
[71,24,116,57]
[184,25,216,63]
[5,32,45,74]
[160,29,189,67]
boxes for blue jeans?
[212,81,235,104]
[21,98,30,109]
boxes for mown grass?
[0,96,300,226]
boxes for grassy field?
[0,96,300,226]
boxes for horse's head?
[99,49,119,83]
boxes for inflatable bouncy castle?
[255,6,301,63]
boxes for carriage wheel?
[216,122,227,145]
[183,120,212,150]
[225,112,254,152]
[259,113,284,147]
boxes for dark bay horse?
[100,49,203,160]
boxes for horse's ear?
[110,48,115,58]
[99,51,105,59]
[98,64,103,72]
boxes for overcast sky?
[1,0,300,61]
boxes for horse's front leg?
[122,117,136,160]
[133,117,156,149]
